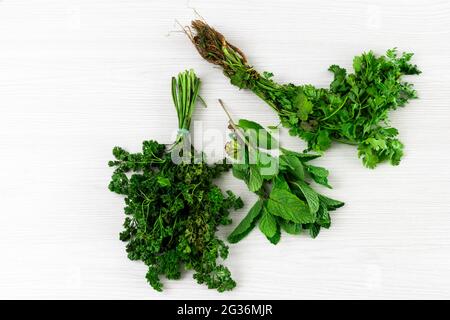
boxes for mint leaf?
[294,181,320,214]
[279,219,302,235]
[280,154,304,180]
[305,164,331,188]
[228,199,264,243]
[307,223,321,238]
[248,165,263,192]
[232,164,248,180]
[257,152,278,179]
[316,203,331,228]
[318,194,345,211]
[267,226,281,244]
[279,147,321,162]
[238,119,278,149]
[273,175,289,191]
[266,189,314,224]
[259,206,278,239]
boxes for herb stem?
[322,96,348,121]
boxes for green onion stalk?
[171,69,205,147]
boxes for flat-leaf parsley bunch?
[186,20,421,168]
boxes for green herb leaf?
[259,206,278,239]
[279,219,302,235]
[318,194,345,211]
[315,130,332,151]
[248,165,263,192]
[279,147,321,162]
[232,164,248,181]
[267,226,281,244]
[294,180,320,214]
[157,176,171,187]
[316,203,331,228]
[189,21,421,168]
[280,154,304,180]
[305,164,331,188]
[228,199,264,243]
[308,223,321,238]
[238,118,278,149]
[266,189,315,224]
[273,175,289,191]
[292,89,313,121]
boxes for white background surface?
[0,0,449,299]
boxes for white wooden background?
[0,0,449,299]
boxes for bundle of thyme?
[186,20,421,168]
[108,70,243,292]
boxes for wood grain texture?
[0,0,449,299]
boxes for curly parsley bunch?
[108,70,243,292]
[187,20,421,168]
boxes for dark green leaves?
[292,89,313,121]
[266,188,314,224]
[227,118,344,244]
[294,181,320,214]
[305,164,331,188]
[329,64,348,93]
[280,154,304,180]
[249,165,263,192]
[232,164,248,180]
[109,70,244,293]
[110,141,243,293]
[259,206,278,239]
[230,69,255,89]
[315,130,332,151]
[238,119,278,149]
[357,129,404,168]
[279,219,302,235]
[280,147,321,162]
[190,23,421,168]
[228,199,263,243]
[318,194,345,211]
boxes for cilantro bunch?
[219,100,344,244]
[108,70,243,292]
[187,20,421,168]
